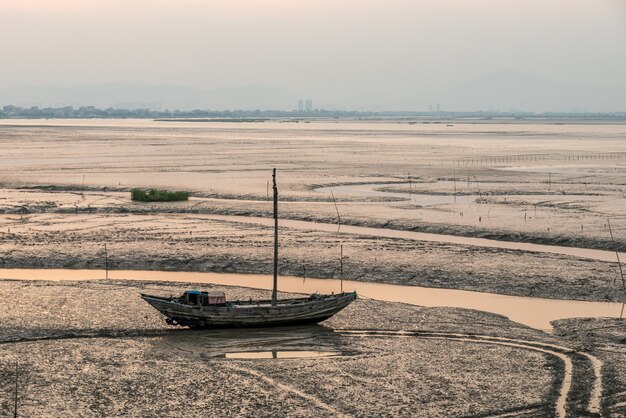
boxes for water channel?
[1,268,622,331]
[204,214,626,263]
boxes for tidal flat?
[1,279,618,417]
[0,119,625,415]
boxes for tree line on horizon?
[1,104,625,120]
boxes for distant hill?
[440,70,626,113]
[0,83,301,111]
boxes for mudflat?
[1,119,625,416]
[0,278,619,417]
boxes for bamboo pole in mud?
[340,244,343,291]
[272,169,278,306]
[548,172,552,190]
[408,173,412,197]
[13,360,18,418]
[104,243,109,280]
[330,189,341,230]
[453,170,456,193]
[473,176,483,201]
[607,218,625,290]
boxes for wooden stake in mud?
[14,360,18,418]
[548,172,552,190]
[104,243,109,280]
[607,218,625,290]
[453,170,457,193]
[271,169,278,306]
[340,244,343,276]
[340,244,344,294]
[408,173,412,197]
[473,176,483,201]
[81,175,86,199]
[330,189,341,231]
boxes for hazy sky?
[1,0,625,110]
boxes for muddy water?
[315,181,599,206]
[316,183,474,206]
[1,268,622,331]
[223,351,340,359]
[205,214,626,263]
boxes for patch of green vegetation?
[131,188,190,202]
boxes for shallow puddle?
[222,350,341,359]
[315,183,472,206]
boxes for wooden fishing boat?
[141,168,357,328]
[141,291,357,328]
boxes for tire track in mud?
[335,329,603,418]
[0,330,346,417]
[0,328,604,416]
[578,352,603,415]
[223,364,348,417]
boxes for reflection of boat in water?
[141,169,357,328]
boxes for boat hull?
[141,292,357,328]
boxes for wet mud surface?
[0,208,624,303]
[1,120,626,304]
[1,120,626,415]
[1,119,625,250]
[1,279,620,417]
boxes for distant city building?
[429,104,433,112]
[298,100,304,112]
[305,99,313,112]
[436,103,440,112]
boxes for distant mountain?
[440,70,626,112]
[0,83,301,111]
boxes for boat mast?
[271,168,278,306]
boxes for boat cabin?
[181,290,226,306]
